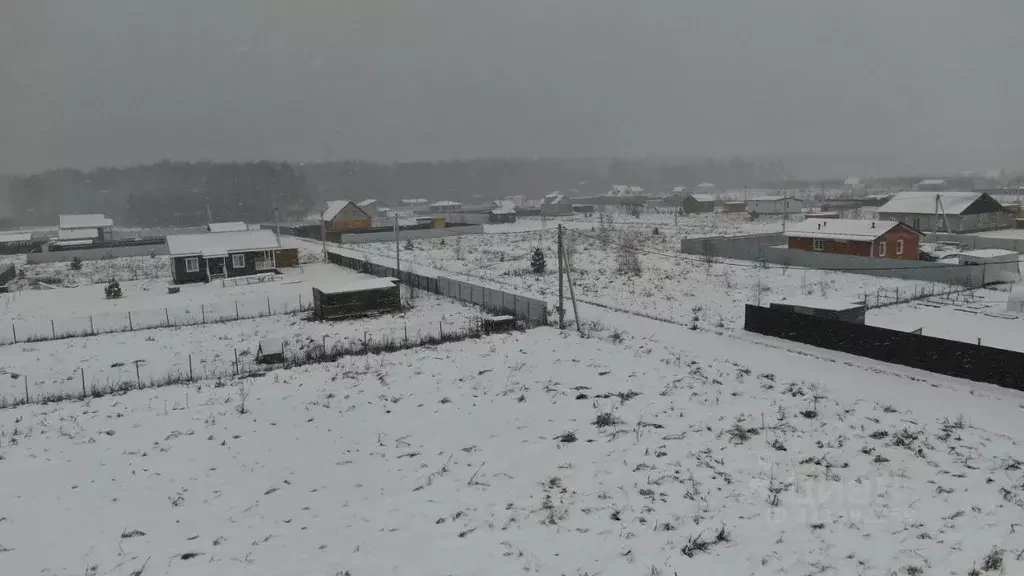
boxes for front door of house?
[208,257,226,278]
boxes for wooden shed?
[313,278,401,320]
[257,338,286,364]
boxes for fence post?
[134,360,141,389]
[234,349,239,375]
[165,308,170,327]
[81,368,85,396]
[439,320,443,338]
[24,375,28,403]
[128,311,133,331]
[189,354,194,381]
[51,319,56,339]
[299,293,302,311]
[404,323,408,344]
[90,316,95,336]
[235,301,240,320]
[267,296,272,316]
[11,323,15,344]
[201,304,206,324]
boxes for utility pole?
[557,224,565,329]
[394,213,401,306]
[562,238,582,335]
[320,216,327,261]
[274,204,281,241]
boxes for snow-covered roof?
[959,249,1019,260]
[400,198,428,205]
[59,214,112,229]
[207,221,247,233]
[322,200,360,222]
[258,338,284,354]
[166,229,279,258]
[493,200,516,211]
[696,182,715,189]
[628,186,644,193]
[430,200,462,207]
[751,195,796,202]
[357,199,382,207]
[58,228,99,240]
[52,239,94,247]
[0,232,33,243]
[490,208,516,215]
[689,194,716,202]
[877,191,986,216]
[672,186,686,193]
[314,277,398,294]
[544,193,566,204]
[844,177,861,186]
[771,297,864,311]
[785,219,909,241]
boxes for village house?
[876,191,1012,233]
[682,193,716,214]
[58,213,113,242]
[748,196,803,216]
[429,200,463,214]
[541,192,573,216]
[357,199,392,218]
[785,218,921,260]
[694,182,716,194]
[321,200,373,232]
[166,229,280,284]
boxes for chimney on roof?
[817,223,821,229]
[871,222,876,228]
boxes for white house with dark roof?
[748,196,803,215]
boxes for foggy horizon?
[3,0,1023,177]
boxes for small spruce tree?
[530,247,546,274]
[69,257,83,271]
[104,279,123,299]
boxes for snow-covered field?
[869,288,1024,351]
[0,291,484,401]
[483,211,786,239]
[336,221,942,331]
[0,263,371,343]
[2,325,1023,575]
[5,254,170,291]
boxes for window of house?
[878,241,887,257]
[185,257,199,273]
[896,239,904,255]
[812,239,824,251]
[232,254,245,268]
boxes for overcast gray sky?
[2,0,1022,174]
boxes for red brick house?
[785,219,921,260]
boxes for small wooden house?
[166,229,280,284]
[313,278,401,320]
[207,221,247,233]
[682,194,716,214]
[489,209,517,223]
[723,201,746,213]
[322,200,373,232]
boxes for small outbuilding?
[58,214,113,241]
[769,298,866,324]
[959,249,1021,284]
[489,208,517,223]
[313,278,401,320]
[683,194,716,214]
[256,338,286,364]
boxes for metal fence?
[1,292,313,345]
[1,313,505,408]
[327,251,548,325]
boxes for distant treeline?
[5,157,789,227]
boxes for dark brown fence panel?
[744,304,1024,390]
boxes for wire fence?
[0,291,314,346]
[861,283,980,310]
[1,314,520,409]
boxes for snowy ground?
[6,254,170,291]
[868,288,1024,351]
[2,325,1023,576]
[0,291,483,401]
[329,225,942,331]
[0,263,371,343]
[484,212,786,239]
